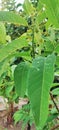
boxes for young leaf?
[28,54,55,129]
[23,0,35,16]
[0,11,27,26]
[14,62,29,97]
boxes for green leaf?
[0,11,27,26]
[28,54,55,129]
[0,35,28,62]
[14,62,29,97]
[52,88,59,95]
[37,0,59,27]
[51,83,59,88]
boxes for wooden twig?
[51,124,59,130]
[50,92,59,113]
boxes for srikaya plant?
[14,0,59,129]
[0,0,59,129]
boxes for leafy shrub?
[0,0,59,129]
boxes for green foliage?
[0,22,6,44]
[54,44,59,54]
[0,58,9,77]
[0,0,59,129]
[0,35,28,62]
[14,62,30,97]
[52,88,59,95]
[0,11,27,26]
[37,0,59,27]
[14,54,56,129]
[23,0,35,15]
[14,103,34,130]
[28,54,55,129]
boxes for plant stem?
[27,101,31,130]
[7,102,14,125]
[32,26,35,59]
[27,122,31,130]
[50,92,59,113]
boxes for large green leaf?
[28,54,55,129]
[0,35,28,62]
[37,0,59,27]
[14,62,29,97]
[0,11,27,26]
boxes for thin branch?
[50,92,59,113]
[51,124,59,130]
